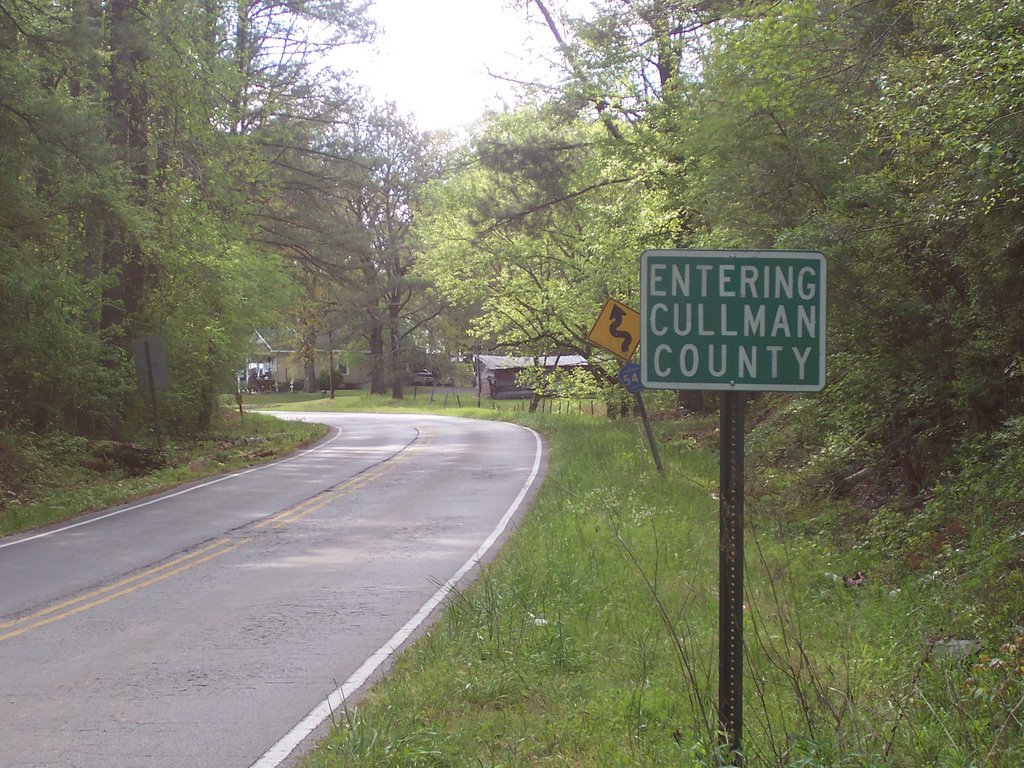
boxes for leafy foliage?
[0,0,372,448]
[419,0,1024,498]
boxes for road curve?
[0,412,545,768]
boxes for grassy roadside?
[266,399,1021,768]
[0,407,325,537]
[3,392,1019,765]
[0,387,582,537]
[0,389,577,537]
[248,388,607,417]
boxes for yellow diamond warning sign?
[588,298,641,361]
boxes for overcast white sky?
[331,0,587,132]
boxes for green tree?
[0,0,373,439]
[331,102,443,398]
[416,106,668,410]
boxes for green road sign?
[640,250,826,391]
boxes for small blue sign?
[618,362,644,394]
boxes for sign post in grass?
[588,298,663,473]
[640,249,826,762]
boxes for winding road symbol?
[588,299,641,361]
[608,305,633,354]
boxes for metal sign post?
[589,300,663,473]
[617,362,663,473]
[638,249,826,765]
[719,391,744,761]
[634,389,663,474]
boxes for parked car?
[413,369,437,386]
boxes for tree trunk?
[302,326,317,392]
[368,323,386,395]
[230,0,250,134]
[388,296,404,400]
[103,0,150,346]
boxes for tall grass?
[294,406,1022,768]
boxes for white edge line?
[0,424,343,551]
[249,426,545,768]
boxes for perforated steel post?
[719,391,744,763]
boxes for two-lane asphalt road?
[0,412,545,768]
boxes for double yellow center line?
[254,427,432,529]
[0,536,251,643]
[0,428,432,644]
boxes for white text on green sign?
[640,250,826,392]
